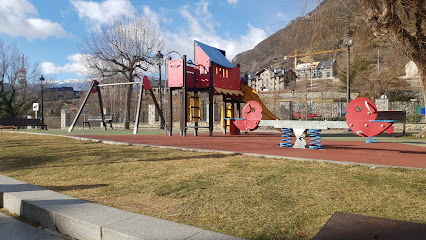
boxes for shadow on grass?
[0,152,239,172]
[40,184,109,192]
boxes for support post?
[68,81,97,132]
[96,84,106,131]
[222,95,227,134]
[133,80,144,134]
[346,45,351,106]
[181,55,188,136]
[194,91,199,137]
[237,98,241,135]
[148,88,165,128]
[168,87,173,136]
[209,62,214,136]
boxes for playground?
[63,40,425,171]
[0,131,425,240]
[69,130,426,169]
[2,41,425,239]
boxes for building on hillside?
[399,61,422,90]
[248,68,297,92]
[295,60,338,81]
[45,87,79,101]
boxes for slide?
[240,84,280,120]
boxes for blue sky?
[0,0,315,81]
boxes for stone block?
[22,193,87,230]
[54,203,138,240]
[0,175,56,215]
[102,214,203,240]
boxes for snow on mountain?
[48,79,93,91]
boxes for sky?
[0,0,315,82]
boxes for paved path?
[0,212,63,240]
[0,174,243,240]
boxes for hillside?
[232,0,408,76]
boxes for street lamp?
[155,51,164,129]
[344,31,353,106]
[39,75,45,125]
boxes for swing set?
[68,76,164,134]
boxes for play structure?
[166,41,282,137]
[166,41,400,149]
[68,76,164,134]
[68,41,401,150]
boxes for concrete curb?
[0,174,243,240]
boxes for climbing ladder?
[187,92,201,122]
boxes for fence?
[43,100,423,130]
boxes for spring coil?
[366,136,377,143]
[280,128,293,147]
[309,129,323,149]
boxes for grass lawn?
[0,132,425,240]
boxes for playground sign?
[33,103,39,111]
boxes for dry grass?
[0,132,425,240]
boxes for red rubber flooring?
[74,132,426,169]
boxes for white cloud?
[142,6,160,26]
[276,12,287,20]
[164,2,267,61]
[0,0,70,40]
[71,0,136,26]
[227,0,239,5]
[41,54,87,76]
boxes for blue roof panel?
[195,41,234,68]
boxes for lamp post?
[155,51,164,129]
[39,75,45,125]
[344,32,353,106]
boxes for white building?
[248,68,297,92]
[295,60,338,81]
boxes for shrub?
[406,114,424,123]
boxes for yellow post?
[221,105,225,130]
[227,105,234,130]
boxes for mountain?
[232,0,405,74]
[48,78,92,91]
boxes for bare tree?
[358,0,425,105]
[0,39,39,118]
[81,15,165,129]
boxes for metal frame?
[167,54,214,137]
[98,82,141,87]
[68,80,153,134]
